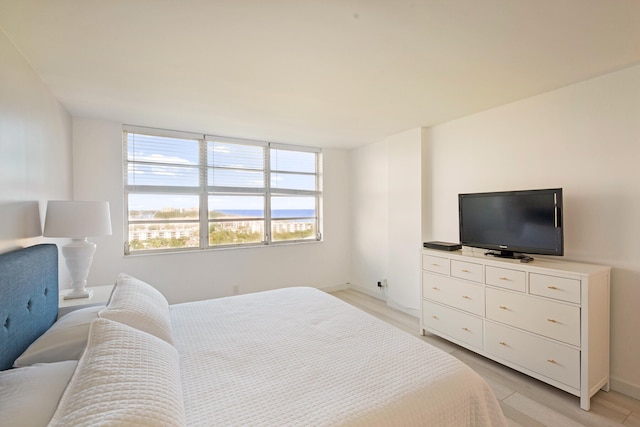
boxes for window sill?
[124,239,323,257]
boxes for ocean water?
[217,209,315,219]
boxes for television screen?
[458,188,563,259]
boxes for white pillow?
[0,361,77,427]
[14,306,102,367]
[98,273,174,344]
[48,318,186,427]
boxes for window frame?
[123,125,322,255]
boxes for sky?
[127,134,318,212]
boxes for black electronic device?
[458,188,563,260]
[423,241,462,251]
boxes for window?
[124,126,322,254]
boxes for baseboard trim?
[386,298,420,318]
[610,376,640,400]
[319,283,350,293]
[346,283,387,301]
[345,283,420,318]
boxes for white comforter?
[170,287,506,426]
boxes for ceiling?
[2,0,640,149]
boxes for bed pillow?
[0,361,78,427]
[98,273,174,344]
[48,318,186,427]
[13,305,102,367]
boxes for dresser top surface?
[422,248,610,276]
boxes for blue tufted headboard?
[0,244,58,370]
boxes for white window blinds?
[124,126,322,253]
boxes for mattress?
[170,287,506,426]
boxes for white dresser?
[420,248,610,410]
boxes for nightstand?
[58,284,114,318]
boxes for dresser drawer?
[451,260,483,283]
[422,254,450,275]
[485,321,580,389]
[486,266,526,292]
[423,300,483,350]
[423,274,485,316]
[530,273,581,304]
[486,288,580,346]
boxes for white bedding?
[170,287,506,426]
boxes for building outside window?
[124,126,322,254]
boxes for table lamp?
[44,201,112,299]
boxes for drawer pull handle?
[462,327,470,332]
[432,315,438,319]
[547,285,558,290]
[499,341,507,346]
[431,263,440,267]
[547,359,557,364]
[499,305,509,310]
[432,287,440,291]
[499,277,509,281]
[547,318,558,323]
[461,269,471,273]
[462,295,470,299]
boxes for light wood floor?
[330,288,640,427]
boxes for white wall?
[425,64,640,399]
[0,30,72,258]
[72,118,351,303]
[349,140,389,300]
[387,128,425,314]
[349,128,426,314]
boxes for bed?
[0,244,507,426]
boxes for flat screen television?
[458,188,563,260]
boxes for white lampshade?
[44,201,112,238]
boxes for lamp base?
[63,288,94,300]
[61,238,97,301]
